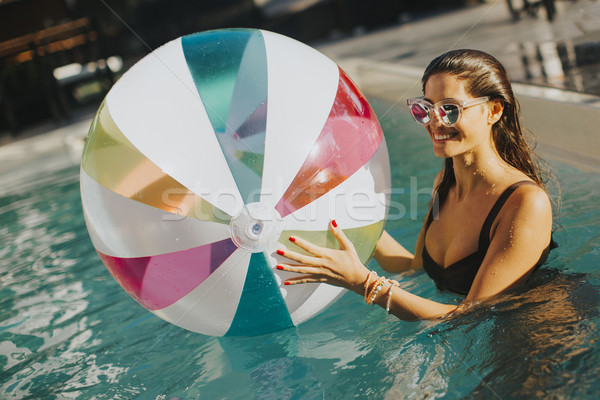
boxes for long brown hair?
[421,49,553,209]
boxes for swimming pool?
[1,99,599,399]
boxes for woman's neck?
[451,145,512,199]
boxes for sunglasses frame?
[407,96,490,127]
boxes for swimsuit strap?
[478,180,537,249]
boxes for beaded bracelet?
[384,279,400,313]
[369,279,385,305]
[366,276,386,305]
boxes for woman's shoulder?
[498,179,552,226]
[507,179,549,202]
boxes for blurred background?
[0,0,506,140]
[0,0,598,142]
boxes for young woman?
[276,49,555,320]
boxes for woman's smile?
[430,130,459,142]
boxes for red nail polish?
[276,249,285,256]
[289,236,296,242]
[332,219,338,228]
[284,282,290,285]
[276,265,284,270]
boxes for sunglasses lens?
[439,104,460,125]
[411,103,430,124]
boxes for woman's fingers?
[276,220,362,289]
[330,220,355,252]
[284,276,329,285]
[286,234,326,257]
[276,248,320,266]
[276,264,331,285]
[276,262,332,276]
[284,220,352,256]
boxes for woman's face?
[423,73,492,159]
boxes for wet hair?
[421,49,554,210]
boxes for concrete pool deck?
[316,0,600,172]
[1,0,599,180]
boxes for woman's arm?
[374,222,426,272]
[374,284,458,320]
[277,221,459,321]
[374,231,413,272]
[377,186,552,319]
[466,184,553,300]
[277,184,552,321]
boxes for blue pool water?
[1,99,599,399]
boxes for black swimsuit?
[422,180,555,295]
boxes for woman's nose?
[430,109,445,128]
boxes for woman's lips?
[431,131,458,141]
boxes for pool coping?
[337,58,600,173]
[0,118,88,193]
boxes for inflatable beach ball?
[80,29,391,336]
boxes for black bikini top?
[422,180,555,295]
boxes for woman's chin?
[432,145,455,159]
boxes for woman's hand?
[278,220,459,320]
[276,220,371,295]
